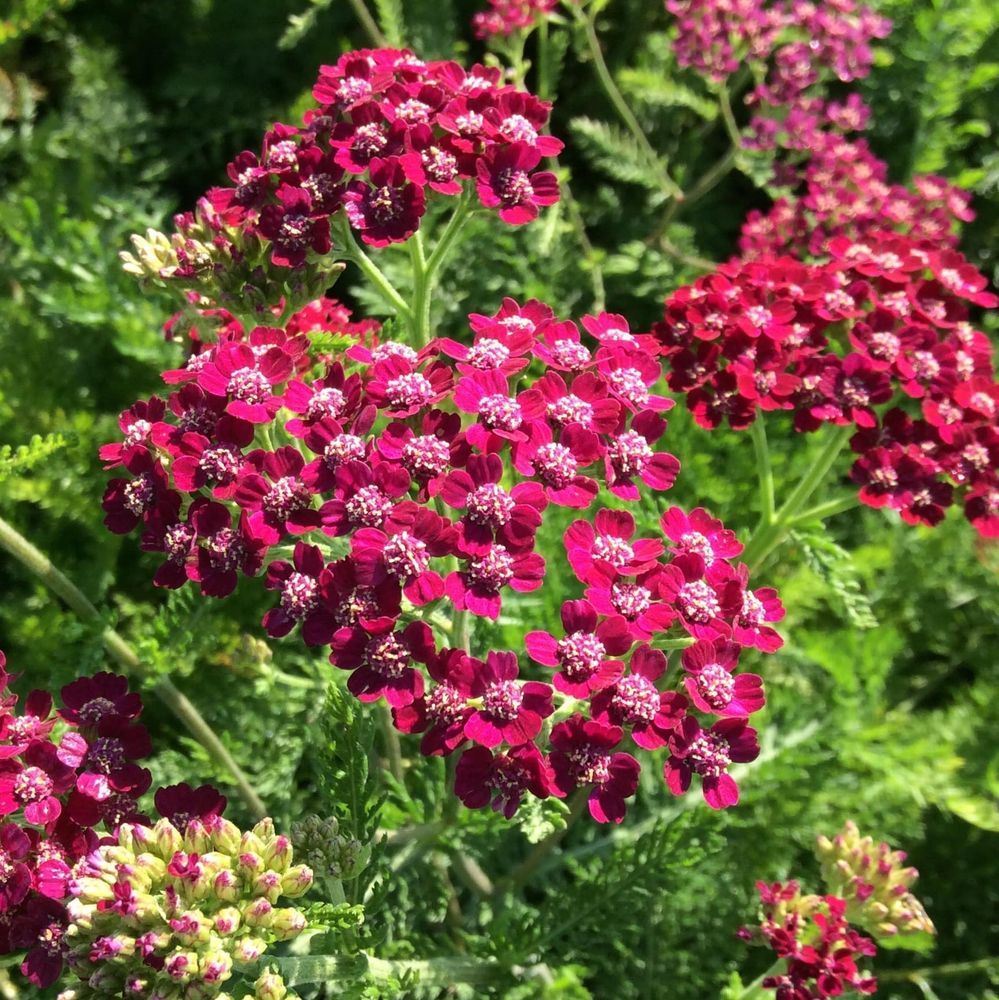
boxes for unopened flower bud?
[154,820,184,860]
[165,950,198,982]
[263,835,293,871]
[232,936,267,964]
[243,898,274,928]
[254,971,287,1000]
[269,908,307,940]
[237,852,265,879]
[251,871,284,903]
[213,869,240,903]
[213,907,242,936]
[280,865,314,898]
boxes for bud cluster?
[740,822,935,999]
[59,816,312,1000]
[654,232,999,537]
[290,815,368,881]
[816,820,935,942]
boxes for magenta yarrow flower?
[549,716,641,824]
[525,599,632,697]
[664,717,759,810]
[330,618,434,706]
[454,743,552,818]
[463,652,553,748]
[682,640,765,717]
[590,645,688,750]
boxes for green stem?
[409,231,430,347]
[0,514,266,820]
[338,222,413,321]
[734,959,784,1000]
[750,417,776,526]
[576,7,679,196]
[740,425,854,572]
[424,194,474,279]
[790,494,862,526]
[536,15,552,101]
[379,703,405,783]
[878,956,999,983]
[345,0,387,46]
[717,85,743,148]
[651,636,697,651]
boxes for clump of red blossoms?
[101,295,785,824]
[653,232,999,536]
[122,50,561,316]
[471,0,559,40]
[743,881,879,999]
[666,0,890,156]
[0,650,227,987]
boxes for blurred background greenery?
[1,1,997,997]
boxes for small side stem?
[740,425,854,571]
[345,0,387,46]
[718,85,743,148]
[734,959,785,1000]
[879,956,999,983]
[536,16,552,101]
[379,704,405,783]
[790,494,861,526]
[750,416,776,526]
[0,514,266,819]
[338,223,413,321]
[576,7,678,195]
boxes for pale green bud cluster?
[290,815,369,882]
[58,817,313,1000]
[816,820,935,941]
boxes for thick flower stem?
[338,222,413,321]
[409,230,431,347]
[0,513,267,820]
[750,417,776,525]
[345,0,387,47]
[740,425,855,571]
[734,959,785,999]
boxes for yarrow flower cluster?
[101,294,785,823]
[61,815,312,1000]
[121,49,560,316]
[0,651,231,988]
[739,822,934,999]
[666,0,890,152]
[471,0,559,39]
[746,881,879,999]
[653,232,999,536]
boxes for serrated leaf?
[569,117,676,196]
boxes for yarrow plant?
[736,822,935,999]
[0,8,994,996]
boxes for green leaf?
[569,117,674,196]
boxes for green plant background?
[0,1,996,997]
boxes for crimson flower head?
[454,743,552,818]
[440,453,545,556]
[0,742,76,826]
[154,782,228,832]
[330,618,434,707]
[475,143,559,224]
[344,155,427,246]
[393,647,477,756]
[682,640,765,716]
[351,500,457,605]
[463,651,553,748]
[445,542,545,620]
[664,716,759,809]
[525,599,631,697]
[590,645,688,749]
[565,508,663,583]
[256,183,332,267]
[549,715,640,824]
[262,541,339,645]
[197,342,294,424]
